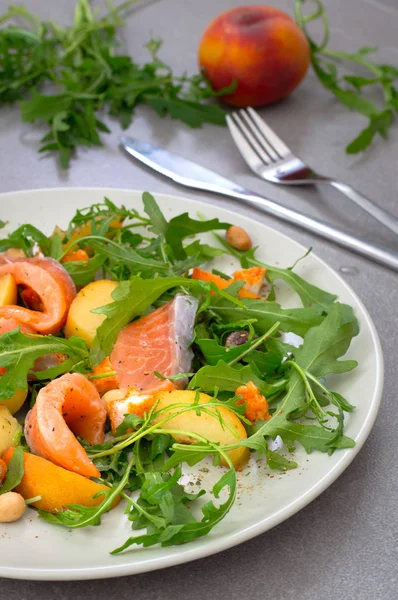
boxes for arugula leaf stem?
[285,360,329,423]
[120,491,166,529]
[58,234,135,261]
[305,371,354,412]
[88,400,246,459]
[87,370,117,380]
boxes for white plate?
[0,188,383,581]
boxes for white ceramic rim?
[0,187,384,581]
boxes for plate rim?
[0,187,384,581]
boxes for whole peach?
[198,5,310,107]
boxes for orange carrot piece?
[2,448,119,513]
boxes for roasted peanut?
[0,492,26,523]
[225,225,252,251]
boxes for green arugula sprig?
[241,303,358,455]
[295,0,398,153]
[0,330,90,401]
[0,0,228,167]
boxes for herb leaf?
[210,297,324,338]
[165,214,230,260]
[189,360,286,397]
[295,0,398,153]
[0,1,228,168]
[0,330,90,400]
[245,303,358,453]
[112,465,236,552]
[294,303,359,377]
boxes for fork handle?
[215,186,398,272]
[328,180,398,236]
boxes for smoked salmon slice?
[25,373,106,478]
[110,294,199,392]
[0,257,76,334]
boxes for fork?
[226,107,398,237]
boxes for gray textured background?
[0,0,397,597]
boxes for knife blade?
[120,136,398,272]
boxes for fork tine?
[246,107,291,158]
[231,112,273,166]
[239,109,279,161]
[226,114,267,173]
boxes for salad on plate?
[0,192,358,553]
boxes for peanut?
[0,492,26,523]
[226,225,252,251]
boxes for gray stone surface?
[0,0,397,597]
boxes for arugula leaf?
[20,94,73,121]
[294,303,359,377]
[196,338,256,366]
[142,192,168,236]
[145,96,226,127]
[265,422,355,453]
[265,265,336,311]
[346,110,394,154]
[0,446,24,494]
[197,338,283,375]
[265,449,297,471]
[210,296,324,337]
[295,0,398,153]
[88,239,168,275]
[0,224,51,256]
[66,197,149,234]
[243,303,358,453]
[184,241,225,261]
[130,466,203,529]
[0,330,90,400]
[189,360,286,397]
[165,214,230,260]
[63,254,106,286]
[112,466,236,552]
[0,1,229,168]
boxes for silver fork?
[227,107,398,237]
